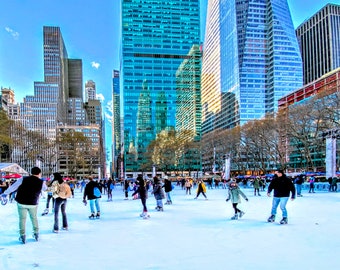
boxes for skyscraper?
[121,0,201,172]
[296,4,340,85]
[201,0,303,134]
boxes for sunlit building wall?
[296,4,340,85]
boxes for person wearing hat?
[253,176,261,196]
[226,181,248,220]
[267,170,296,224]
[1,167,46,243]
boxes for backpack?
[94,187,101,197]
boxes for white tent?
[0,163,29,175]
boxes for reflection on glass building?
[296,3,340,85]
[201,0,303,134]
[121,0,201,172]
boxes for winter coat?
[196,182,207,193]
[52,181,72,199]
[227,186,248,203]
[83,181,101,200]
[253,178,260,189]
[132,179,148,200]
[152,183,165,200]
[163,179,173,193]
[267,175,296,198]
[11,176,43,205]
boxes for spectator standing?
[294,174,304,197]
[308,176,315,193]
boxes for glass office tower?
[296,4,340,85]
[201,0,303,133]
[121,0,201,172]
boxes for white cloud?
[96,93,105,102]
[91,61,100,69]
[106,100,113,114]
[104,112,113,125]
[5,27,19,39]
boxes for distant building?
[296,4,340,85]
[9,26,105,178]
[201,0,303,133]
[278,68,340,171]
[112,70,122,178]
[85,80,96,102]
[200,0,303,172]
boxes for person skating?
[267,170,296,224]
[194,179,208,200]
[41,173,59,216]
[226,181,248,219]
[162,176,173,205]
[152,176,165,211]
[1,167,46,243]
[51,172,72,233]
[83,176,101,219]
[131,175,150,219]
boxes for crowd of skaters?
[0,168,339,243]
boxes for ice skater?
[226,181,248,219]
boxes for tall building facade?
[85,80,96,102]
[296,4,340,85]
[121,0,201,172]
[112,70,122,178]
[11,26,104,177]
[201,0,303,134]
[176,44,202,141]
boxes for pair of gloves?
[226,198,249,202]
[82,199,87,206]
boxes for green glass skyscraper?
[121,0,201,172]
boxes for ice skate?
[41,208,49,216]
[267,214,275,223]
[33,233,39,241]
[239,211,245,218]
[231,214,238,220]
[96,212,101,219]
[280,217,288,224]
[89,213,95,219]
[19,235,26,244]
[157,206,164,211]
[141,211,150,219]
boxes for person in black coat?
[83,177,101,219]
[162,176,173,205]
[132,175,149,218]
[1,167,45,243]
[267,170,296,224]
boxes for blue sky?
[0,0,337,162]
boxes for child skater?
[226,181,248,220]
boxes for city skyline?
[0,0,336,163]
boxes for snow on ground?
[0,184,339,270]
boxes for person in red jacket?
[267,170,296,224]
